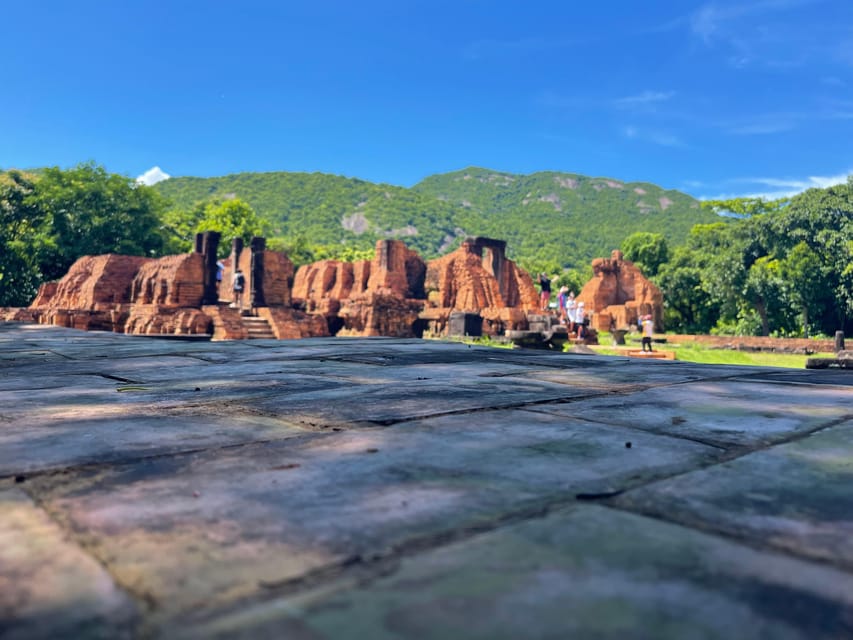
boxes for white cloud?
[701,170,851,200]
[614,90,675,109]
[137,166,171,186]
[623,125,684,147]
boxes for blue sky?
[3,0,852,199]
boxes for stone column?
[231,238,244,267]
[836,331,846,353]
[250,236,266,308]
[200,231,221,305]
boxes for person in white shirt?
[642,315,654,352]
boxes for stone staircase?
[241,314,276,340]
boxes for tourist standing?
[557,286,568,323]
[538,273,552,311]
[566,292,577,332]
[232,268,245,309]
[215,260,225,296]
[642,315,654,352]
[575,302,586,338]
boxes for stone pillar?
[836,331,846,353]
[201,231,221,305]
[231,238,244,266]
[250,236,266,308]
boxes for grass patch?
[588,337,833,368]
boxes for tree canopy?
[0,163,167,305]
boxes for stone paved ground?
[1,323,852,639]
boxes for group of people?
[558,286,587,339]
[539,273,588,339]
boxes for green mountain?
[413,168,716,269]
[154,167,720,269]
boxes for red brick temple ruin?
[576,249,664,333]
[7,234,542,341]
[3,237,659,342]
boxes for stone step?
[241,317,275,339]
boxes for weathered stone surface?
[24,408,717,625]
[256,306,329,339]
[337,291,423,338]
[422,237,538,336]
[123,305,212,336]
[4,313,853,638]
[196,505,853,640]
[32,254,152,310]
[130,253,204,307]
[257,250,294,307]
[424,237,537,312]
[368,239,425,298]
[578,249,664,332]
[293,240,428,337]
[526,378,853,448]
[0,487,138,640]
[613,420,853,568]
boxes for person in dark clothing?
[232,268,245,309]
[538,273,552,311]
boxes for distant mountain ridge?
[153,167,720,269]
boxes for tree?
[163,197,268,257]
[0,171,44,305]
[780,242,826,337]
[656,246,719,334]
[701,197,788,218]
[743,256,788,336]
[194,199,267,255]
[621,232,669,277]
[27,163,168,280]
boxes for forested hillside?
[153,172,469,260]
[154,168,720,271]
[413,168,717,269]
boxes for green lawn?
[444,333,832,369]
[589,337,833,369]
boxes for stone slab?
[187,505,853,640]
[526,379,853,448]
[3,323,853,638]
[613,420,853,569]
[0,487,138,640]
[25,409,718,625]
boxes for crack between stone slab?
[185,498,566,625]
[725,371,853,391]
[521,408,733,452]
[363,391,619,426]
[15,483,151,635]
[593,501,853,577]
[0,430,338,484]
[578,414,853,573]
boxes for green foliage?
[0,170,44,305]
[0,163,167,304]
[154,167,720,271]
[700,196,788,217]
[621,232,669,276]
[413,168,719,269]
[27,163,168,280]
[659,180,853,336]
[154,171,467,260]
